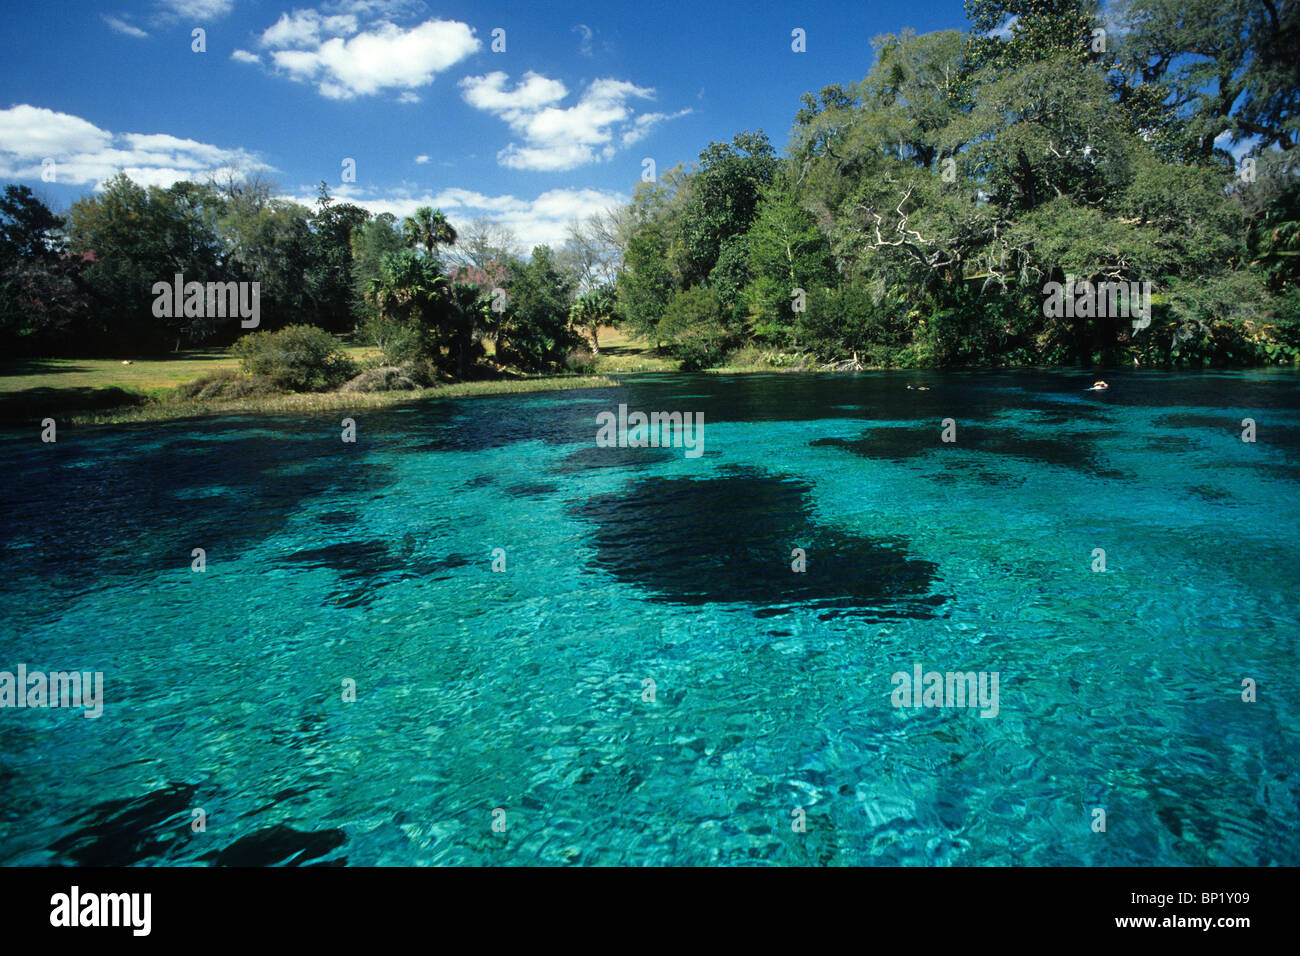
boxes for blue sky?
[1,0,967,248]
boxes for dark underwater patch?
[0,425,393,592]
[281,538,469,608]
[569,470,945,620]
[931,468,1024,488]
[554,444,676,473]
[284,539,401,577]
[1186,484,1232,502]
[202,823,346,867]
[1152,412,1300,467]
[386,396,617,454]
[1031,405,1114,426]
[1144,434,1193,451]
[813,423,1123,476]
[316,510,358,527]
[505,481,560,498]
[45,781,347,866]
[49,782,198,865]
[1153,412,1243,432]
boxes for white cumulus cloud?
[460,72,687,171]
[255,6,480,100]
[0,105,268,190]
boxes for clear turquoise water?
[1,369,1298,866]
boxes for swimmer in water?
[906,385,931,391]
[1087,380,1109,391]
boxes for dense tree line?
[0,173,374,356]
[613,0,1300,368]
[0,171,620,376]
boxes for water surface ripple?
[1,369,1297,865]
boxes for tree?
[0,185,64,259]
[444,216,519,274]
[674,130,777,286]
[557,213,624,294]
[617,218,676,344]
[365,248,448,363]
[962,0,1101,78]
[307,182,370,333]
[350,213,404,323]
[401,206,457,259]
[216,191,315,333]
[1116,0,1300,157]
[1244,149,1300,291]
[0,185,87,355]
[498,245,581,371]
[444,282,493,379]
[738,181,836,347]
[66,174,229,352]
[613,164,693,344]
[570,284,617,352]
[1,257,90,354]
[658,286,736,369]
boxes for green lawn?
[0,329,671,399]
[588,326,679,373]
[0,351,238,397]
[0,331,683,427]
[0,346,381,396]
[0,343,624,426]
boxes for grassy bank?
[51,374,620,426]
[0,351,617,428]
[584,326,679,373]
[0,330,672,428]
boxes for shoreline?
[1,374,621,429]
[6,360,1300,430]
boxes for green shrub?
[658,286,737,370]
[398,358,440,386]
[359,312,428,365]
[724,345,809,369]
[1260,288,1300,364]
[338,366,421,393]
[565,348,596,372]
[231,325,357,392]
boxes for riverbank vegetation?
[0,346,617,426]
[616,0,1300,370]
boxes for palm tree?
[367,250,446,320]
[401,206,457,257]
[569,284,616,353]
